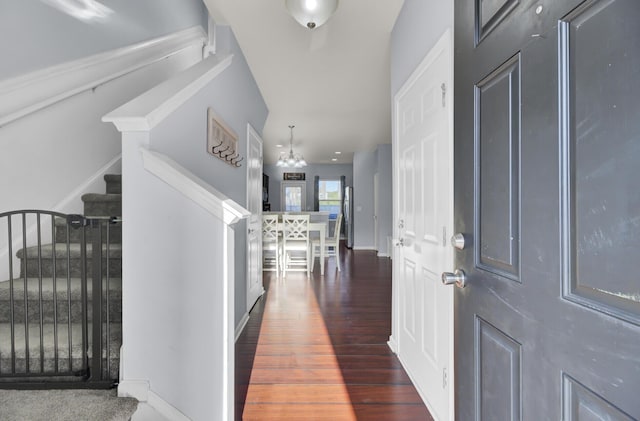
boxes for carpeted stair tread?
[0,323,121,359]
[81,194,121,217]
[0,389,138,421]
[103,174,121,183]
[80,194,121,203]
[16,243,121,259]
[54,218,122,243]
[104,174,122,194]
[0,278,122,301]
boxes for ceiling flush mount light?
[276,125,307,168]
[285,0,339,29]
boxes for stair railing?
[0,210,121,388]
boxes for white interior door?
[392,30,453,421]
[246,125,264,311]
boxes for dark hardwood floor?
[236,245,434,420]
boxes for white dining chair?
[282,214,311,278]
[312,213,342,272]
[262,214,280,273]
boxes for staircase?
[0,175,122,385]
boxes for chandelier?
[284,0,339,29]
[277,125,307,168]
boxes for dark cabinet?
[262,173,270,211]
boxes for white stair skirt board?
[235,312,250,342]
[0,26,207,127]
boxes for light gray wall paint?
[353,149,376,248]
[150,26,268,326]
[376,144,393,255]
[0,0,207,81]
[390,0,453,96]
[263,164,353,212]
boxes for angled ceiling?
[204,0,404,165]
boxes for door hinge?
[443,367,448,388]
[441,83,446,107]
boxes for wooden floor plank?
[235,246,434,420]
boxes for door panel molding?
[559,0,640,326]
[474,316,522,421]
[562,373,635,421]
[475,0,520,45]
[474,53,521,281]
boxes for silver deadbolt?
[442,269,467,288]
[450,233,466,250]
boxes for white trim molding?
[387,336,399,354]
[102,54,233,132]
[235,312,250,342]
[140,148,249,226]
[118,379,150,401]
[119,381,190,421]
[0,26,206,128]
[353,246,377,251]
[148,391,191,421]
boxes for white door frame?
[246,124,264,314]
[280,181,307,211]
[389,28,454,421]
[374,172,379,254]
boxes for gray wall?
[263,164,353,212]
[151,25,268,326]
[0,0,207,81]
[352,145,393,253]
[391,0,453,96]
[376,144,393,255]
[353,149,376,249]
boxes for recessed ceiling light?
[334,151,342,154]
[275,144,284,148]
[331,158,338,162]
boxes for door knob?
[441,269,467,288]
[450,233,466,250]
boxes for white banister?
[141,148,249,226]
[102,53,233,132]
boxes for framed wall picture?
[283,172,305,181]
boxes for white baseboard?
[377,252,390,258]
[118,379,150,401]
[119,380,191,420]
[235,312,250,342]
[387,335,398,354]
[148,390,191,421]
[353,246,377,251]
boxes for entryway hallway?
[236,245,434,420]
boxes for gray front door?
[454,0,640,419]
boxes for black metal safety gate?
[0,210,121,388]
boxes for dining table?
[276,221,326,275]
[266,212,329,276]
